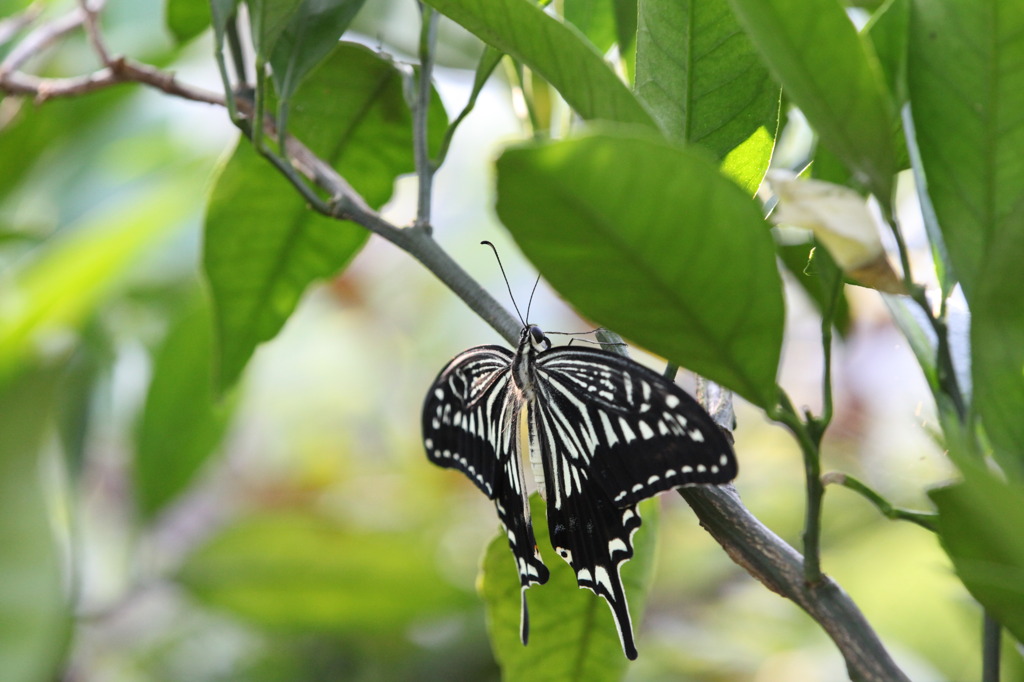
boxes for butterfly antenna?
[524,275,541,325]
[481,241,526,326]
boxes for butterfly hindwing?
[422,346,550,633]
[529,400,643,659]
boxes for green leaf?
[269,0,368,106]
[248,0,302,57]
[864,0,909,105]
[134,294,234,519]
[203,141,367,390]
[907,0,1024,477]
[0,365,71,682]
[0,189,188,384]
[496,131,784,408]
[727,0,897,201]
[971,225,1024,480]
[166,0,211,43]
[178,511,473,634]
[907,0,1024,299]
[204,44,448,389]
[720,125,779,195]
[614,0,639,79]
[565,0,618,53]
[422,0,655,128]
[635,0,780,161]
[480,494,657,678]
[931,470,1024,642]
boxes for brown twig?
[0,5,84,76]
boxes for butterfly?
[422,320,738,659]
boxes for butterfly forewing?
[536,348,737,506]
[421,346,550,619]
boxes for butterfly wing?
[422,345,550,642]
[530,346,737,659]
[537,347,737,505]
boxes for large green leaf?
[204,141,367,390]
[269,0,368,106]
[204,44,448,390]
[495,131,784,408]
[0,366,70,682]
[931,470,1024,642]
[908,0,1024,297]
[971,226,1024,480]
[480,494,657,679]
[422,0,655,128]
[635,0,779,161]
[727,0,897,202]
[908,0,1024,476]
[178,511,473,634]
[134,294,234,519]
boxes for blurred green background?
[0,1,998,680]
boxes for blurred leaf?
[205,43,448,390]
[422,0,655,128]
[165,0,211,43]
[248,0,302,57]
[777,241,850,337]
[728,0,897,201]
[635,0,780,163]
[565,0,617,53]
[480,494,657,679]
[864,0,909,106]
[0,189,187,383]
[179,511,473,634]
[971,224,1024,480]
[0,90,128,202]
[135,293,234,519]
[269,0,368,107]
[210,0,240,46]
[55,320,112,476]
[0,365,71,682]
[907,0,1024,476]
[931,469,1024,642]
[496,131,784,408]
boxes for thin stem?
[819,275,843,429]
[821,472,938,531]
[983,612,1001,682]
[434,46,503,168]
[0,4,85,75]
[772,392,824,584]
[413,4,439,231]
[225,16,248,86]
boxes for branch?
[678,485,911,682]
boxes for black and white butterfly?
[422,319,737,659]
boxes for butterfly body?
[423,325,737,659]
